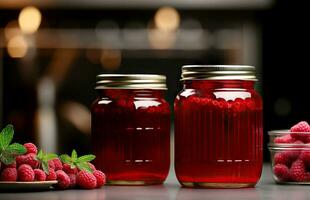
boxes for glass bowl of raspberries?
[269,121,310,184]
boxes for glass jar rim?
[95,74,167,90]
[181,65,257,81]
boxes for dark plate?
[0,181,58,191]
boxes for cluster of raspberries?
[179,96,260,112]
[0,143,105,189]
[273,121,310,182]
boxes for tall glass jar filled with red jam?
[91,74,170,185]
[174,65,263,188]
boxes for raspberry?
[2,162,16,169]
[55,170,71,189]
[63,163,78,175]
[274,134,296,144]
[34,169,46,181]
[290,121,310,142]
[53,158,63,171]
[46,168,57,181]
[93,170,106,188]
[273,164,290,181]
[290,159,307,182]
[76,170,97,189]
[245,98,256,110]
[88,163,96,172]
[232,98,246,112]
[299,151,310,166]
[291,133,310,143]
[274,151,299,167]
[290,121,310,132]
[0,168,17,181]
[16,153,39,169]
[306,172,310,181]
[48,160,55,170]
[217,98,228,109]
[68,173,76,188]
[23,143,38,154]
[18,164,35,181]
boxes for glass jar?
[91,74,170,185]
[174,65,263,188]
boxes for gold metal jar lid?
[95,74,167,90]
[181,65,257,81]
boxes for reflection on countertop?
[1,164,310,200]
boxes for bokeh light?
[18,6,42,34]
[100,49,122,70]
[7,35,28,58]
[154,7,180,31]
[4,20,22,40]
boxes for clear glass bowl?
[268,130,310,184]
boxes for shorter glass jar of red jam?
[91,74,170,185]
[174,65,263,188]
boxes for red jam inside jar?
[174,65,263,188]
[91,74,170,185]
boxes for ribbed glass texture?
[174,80,263,188]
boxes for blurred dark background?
[0,0,309,161]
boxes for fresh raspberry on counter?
[34,169,46,181]
[23,143,38,154]
[46,168,57,181]
[55,170,71,189]
[2,162,16,169]
[0,168,17,181]
[93,170,106,188]
[274,134,296,144]
[63,163,78,175]
[48,160,55,170]
[53,158,63,171]
[18,164,35,182]
[76,170,97,189]
[290,159,307,182]
[88,163,96,172]
[273,164,290,181]
[68,173,76,188]
[306,172,310,182]
[16,153,39,169]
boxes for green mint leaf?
[60,154,72,164]
[6,143,27,155]
[77,154,96,163]
[71,149,78,161]
[0,154,15,165]
[44,153,58,161]
[76,162,92,173]
[37,150,43,159]
[42,161,49,174]
[0,124,14,150]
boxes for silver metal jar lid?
[181,65,257,81]
[95,74,167,90]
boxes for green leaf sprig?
[60,150,96,173]
[0,124,27,165]
[36,150,58,174]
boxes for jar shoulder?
[92,96,170,113]
[175,88,262,110]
